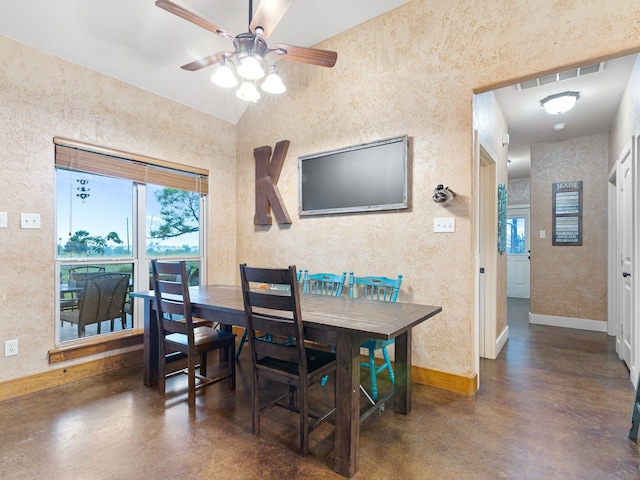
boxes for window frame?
[53,138,208,348]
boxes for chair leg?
[188,352,197,408]
[228,340,236,390]
[158,343,167,396]
[200,352,208,377]
[252,374,260,435]
[369,348,378,401]
[382,346,395,383]
[299,384,309,457]
[236,329,247,360]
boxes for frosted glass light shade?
[261,68,286,94]
[236,81,260,102]
[236,55,265,80]
[211,63,238,88]
[541,91,579,115]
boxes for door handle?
[623,272,631,278]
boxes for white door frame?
[633,133,640,387]
[478,142,499,360]
[613,137,638,387]
[608,164,618,340]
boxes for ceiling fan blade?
[272,44,338,68]
[181,52,232,71]
[250,0,292,38]
[155,0,234,39]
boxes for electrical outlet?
[5,339,18,357]
[21,213,41,229]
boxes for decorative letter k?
[254,140,292,225]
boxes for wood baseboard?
[0,348,143,402]
[412,365,478,396]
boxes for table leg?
[393,330,412,415]
[143,298,159,387]
[334,333,360,477]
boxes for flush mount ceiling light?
[540,91,580,115]
[156,0,337,102]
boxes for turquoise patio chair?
[235,268,302,360]
[349,272,403,403]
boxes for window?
[506,216,526,255]
[54,138,207,344]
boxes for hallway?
[1,299,638,479]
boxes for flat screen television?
[298,135,409,216]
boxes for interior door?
[479,145,498,359]
[619,144,633,373]
[506,207,530,298]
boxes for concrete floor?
[1,298,639,479]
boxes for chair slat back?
[302,271,347,296]
[151,260,194,338]
[349,273,403,302]
[78,273,130,326]
[68,265,107,288]
[240,264,306,372]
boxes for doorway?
[506,206,530,299]
[476,52,638,386]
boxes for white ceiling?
[1,1,636,172]
[0,0,411,124]
[493,54,637,179]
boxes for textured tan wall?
[0,36,236,382]
[530,134,609,321]
[236,0,640,377]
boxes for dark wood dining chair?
[59,272,129,337]
[235,268,302,360]
[151,260,236,408]
[349,273,403,403]
[239,264,336,456]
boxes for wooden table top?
[132,284,442,340]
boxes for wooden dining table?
[131,284,441,478]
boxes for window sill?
[49,329,144,364]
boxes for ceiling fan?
[155,0,338,101]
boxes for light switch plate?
[434,217,455,233]
[21,213,41,229]
[0,212,7,228]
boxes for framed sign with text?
[552,181,582,246]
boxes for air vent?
[516,62,604,90]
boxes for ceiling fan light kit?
[156,0,337,103]
[540,91,580,115]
